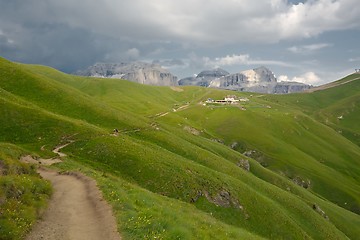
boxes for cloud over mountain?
[0,0,359,83]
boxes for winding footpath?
[24,143,121,240]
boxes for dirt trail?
[24,142,121,240]
[52,142,72,157]
[26,170,121,240]
[21,142,72,165]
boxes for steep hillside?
[0,143,52,240]
[1,57,360,240]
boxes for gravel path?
[26,169,121,240]
[25,141,121,240]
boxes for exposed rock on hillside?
[313,204,329,220]
[237,159,250,171]
[76,62,178,86]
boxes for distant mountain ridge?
[76,62,178,86]
[178,68,229,87]
[181,66,312,94]
[77,62,311,93]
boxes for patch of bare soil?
[20,155,62,166]
[170,86,184,92]
[26,169,121,240]
[20,142,71,166]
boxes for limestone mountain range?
[76,62,312,93]
[75,62,178,86]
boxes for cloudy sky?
[1,0,360,85]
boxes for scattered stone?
[183,126,200,136]
[212,139,224,144]
[203,190,242,209]
[312,204,329,220]
[190,190,202,203]
[243,149,269,167]
[230,142,238,149]
[237,159,250,171]
[243,150,256,157]
[292,176,311,189]
[193,189,250,220]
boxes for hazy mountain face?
[178,68,229,87]
[78,63,311,93]
[76,62,178,86]
[181,66,311,93]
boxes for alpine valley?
[1,57,360,240]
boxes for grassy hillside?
[266,74,360,146]
[0,143,52,240]
[1,57,359,239]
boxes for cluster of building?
[205,95,249,104]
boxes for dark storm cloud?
[153,59,185,67]
[0,22,108,72]
[0,0,360,83]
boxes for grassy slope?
[1,57,359,239]
[0,143,52,240]
[266,74,360,146]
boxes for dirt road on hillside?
[26,169,121,240]
[24,141,120,240]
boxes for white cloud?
[213,54,250,66]
[0,29,15,45]
[126,48,140,60]
[202,54,295,68]
[288,43,332,54]
[278,72,322,85]
[349,57,360,62]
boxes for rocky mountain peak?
[197,68,230,79]
[200,66,311,93]
[179,68,230,87]
[76,62,178,86]
[240,66,277,83]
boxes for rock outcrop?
[76,62,178,86]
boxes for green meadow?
[0,57,359,239]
